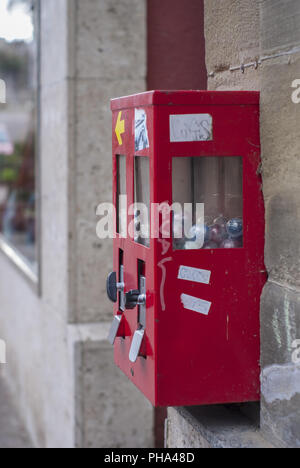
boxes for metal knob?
[125,290,139,309]
[125,290,146,310]
[107,272,124,303]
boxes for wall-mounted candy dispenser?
[106,91,266,407]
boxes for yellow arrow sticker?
[115,111,125,146]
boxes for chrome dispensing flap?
[108,315,122,345]
[129,328,145,363]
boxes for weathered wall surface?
[259,0,300,448]
[205,0,260,91]
[70,0,146,324]
[0,0,153,448]
[167,407,272,449]
[74,336,153,448]
[168,0,300,448]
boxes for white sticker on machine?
[178,266,211,285]
[181,294,212,316]
[135,109,150,152]
[170,114,213,142]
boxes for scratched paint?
[178,266,211,285]
[181,294,212,316]
[158,257,172,311]
[283,292,293,350]
[272,308,283,349]
[158,238,171,256]
[226,315,230,341]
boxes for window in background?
[0,0,39,276]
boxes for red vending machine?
[106,91,266,407]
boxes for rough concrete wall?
[205,0,260,91]
[259,0,300,448]
[167,407,272,449]
[0,377,33,448]
[261,0,300,54]
[69,0,146,324]
[75,338,153,448]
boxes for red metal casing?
[110,91,266,407]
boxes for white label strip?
[181,294,212,316]
[170,114,213,142]
[178,266,211,285]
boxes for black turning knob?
[107,272,118,303]
[125,290,140,310]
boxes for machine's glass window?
[172,157,243,250]
[0,0,39,271]
[116,155,126,235]
[134,156,150,247]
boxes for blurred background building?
[0,0,299,448]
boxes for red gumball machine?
[106,91,266,407]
